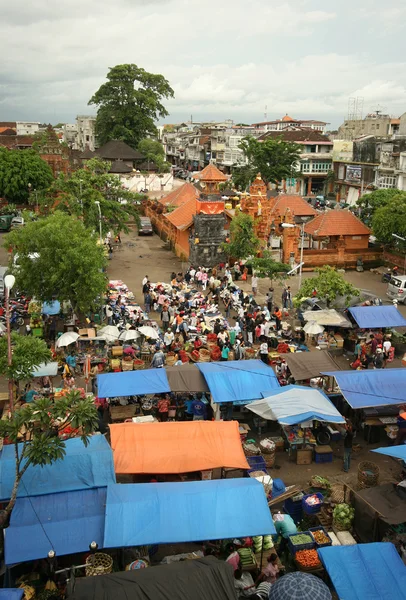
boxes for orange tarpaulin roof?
[109,421,250,474]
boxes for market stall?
[318,542,406,600]
[109,421,249,474]
[284,351,340,383]
[103,479,276,548]
[69,556,236,600]
[165,364,210,392]
[0,435,115,500]
[5,487,106,566]
[348,305,406,329]
[372,444,406,461]
[97,368,171,398]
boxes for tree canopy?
[6,212,107,313]
[248,251,290,284]
[0,148,54,203]
[356,189,406,226]
[222,212,261,260]
[49,157,141,235]
[88,64,174,148]
[138,138,170,172]
[295,265,360,307]
[0,391,98,523]
[233,136,302,189]
[0,334,51,384]
[372,196,406,243]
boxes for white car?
[11,216,24,228]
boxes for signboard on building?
[345,165,362,183]
[333,140,353,162]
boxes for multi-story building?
[76,115,97,150]
[16,121,40,136]
[252,115,328,134]
[62,123,78,148]
[337,112,394,141]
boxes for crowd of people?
[351,333,393,370]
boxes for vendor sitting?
[255,553,281,586]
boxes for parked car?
[138,217,153,236]
[11,216,24,228]
[387,276,406,304]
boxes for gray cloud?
[0,0,405,126]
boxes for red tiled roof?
[304,209,371,237]
[0,135,34,149]
[271,195,317,218]
[282,114,294,122]
[0,127,16,135]
[159,182,198,208]
[198,163,228,182]
[165,197,196,230]
[258,129,332,143]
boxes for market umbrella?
[55,331,80,348]
[303,321,324,335]
[269,572,332,600]
[119,329,140,342]
[138,326,159,339]
[99,325,121,342]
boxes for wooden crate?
[297,449,313,465]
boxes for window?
[376,124,380,130]
[86,135,90,142]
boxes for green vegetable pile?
[252,535,273,553]
[238,548,255,566]
[333,503,355,530]
[311,475,331,490]
[289,533,313,546]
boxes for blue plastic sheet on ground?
[196,360,279,404]
[0,591,24,600]
[5,487,106,565]
[0,436,115,500]
[318,542,406,600]
[322,368,406,409]
[104,479,276,548]
[97,369,170,398]
[372,444,406,461]
[348,305,406,329]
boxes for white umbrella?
[138,326,159,339]
[99,325,121,342]
[303,321,324,335]
[119,329,140,342]
[56,331,80,348]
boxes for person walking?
[282,286,292,309]
[343,419,353,473]
[273,306,282,331]
[144,291,152,314]
[251,273,258,296]
[266,288,274,313]
[223,294,231,319]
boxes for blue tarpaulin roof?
[42,300,61,315]
[104,479,276,548]
[247,385,345,424]
[322,368,406,409]
[348,305,406,329]
[196,360,280,404]
[5,488,106,565]
[97,369,170,398]
[0,436,115,500]
[0,591,23,600]
[318,543,406,600]
[372,444,406,461]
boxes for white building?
[16,121,40,135]
[76,115,97,150]
[252,115,328,134]
[62,123,78,148]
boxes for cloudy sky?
[1,0,405,127]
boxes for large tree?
[49,157,141,235]
[0,391,98,525]
[222,212,261,260]
[0,334,51,387]
[6,213,107,313]
[0,148,54,204]
[295,265,360,307]
[248,251,290,285]
[138,138,170,172]
[88,64,174,148]
[372,196,406,243]
[356,189,406,226]
[236,136,302,187]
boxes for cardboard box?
[78,328,88,336]
[296,449,313,465]
[201,470,212,480]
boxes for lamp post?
[282,220,308,289]
[392,233,406,274]
[94,201,102,244]
[5,274,15,413]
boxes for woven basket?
[245,348,256,359]
[263,453,276,468]
[358,461,379,488]
[166,353,177,366]
[199,348,211,360]
[228,350,235,361]
[122,361,133,371]
[133,359,145,370]
[86,553,113,577]
[332,518,351,532]
[329,483,345,503]
[260,439,276,455]
[243,442,261,456]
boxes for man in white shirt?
[260,341,269,364]
[105,304,113,325]
[164,329,174,350]
[251,274,258,296]
[142,275,148,287]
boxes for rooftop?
[304,209,371,237]
[270,195,317,218]
[165,197,196,230]
[95,140,144,161]
[0,135,34,149]
[159,182,199,208]
[197,163,228,182]
[258,129,332,144]
[252,117,329,126]
[79,146,95,159]
[109,160,133,174]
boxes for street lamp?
[94,201,102,244]
[392,233,406,274]
[282,220,309,289]
[5,274,15,413]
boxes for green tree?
[138,138,170,172]
[238,136,302,186]
[0,391,98,524]
[372,196,406,243]
[248,251,290,285]
[89,64,174,148]
[356,189,406,226]
[49,157,141,235]
[0,148,53,204]
[222,212,261,260]
[5,213,107,313]
[231,164,256,191]
[295,266,360,307]
[0,334,51,386]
